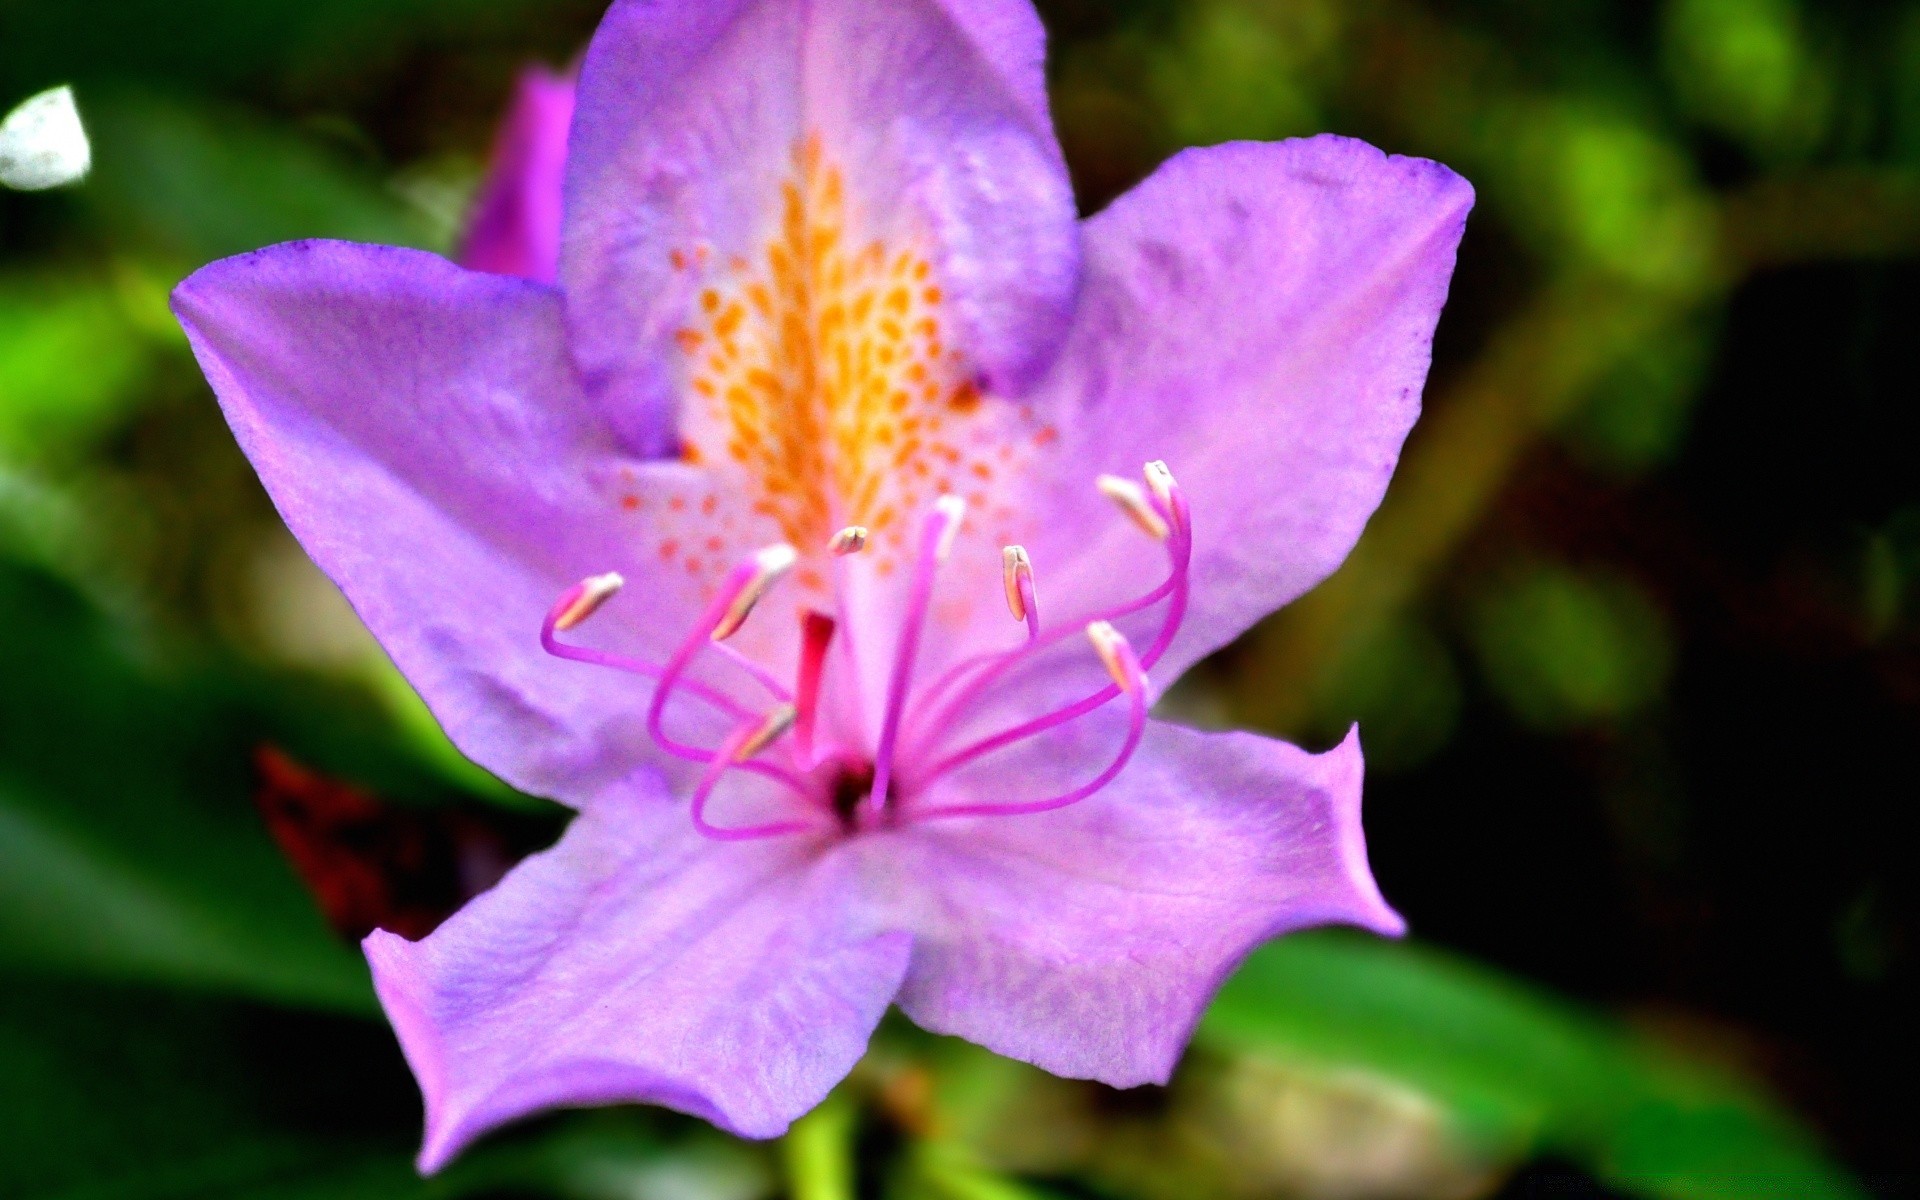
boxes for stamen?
[933,495,967,560]
[911,626,1150,822]
[869,496,965,820]
[1086,620,1133,691]
[648,545,806,790]
[1002,545,1038,640]
[712,641,793,702]
[736,703,798,760]
[829,525,869,556]
[1097,474,1169,541]
[712,543,798,641]
[1144,460,1183,527]
[541,576,754,723]
[549,572,624,632]
[690,722,819,842]
[904,466,1194,785]
[551,458,1193,837]
[794,610,836,765]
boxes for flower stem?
[781,1091,858,1200]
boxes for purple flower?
[171,0,1470,1172]
[457,65,575,283]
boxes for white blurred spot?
[0,86,91,191]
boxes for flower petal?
[1022,135,1473,689]
[458,66,574,283]
[171,242,725,804]
[931,0,1055,134]
[561,0,1078,456]
[366,774,911,1170]
[893,722,1398,1088]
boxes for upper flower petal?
[458,66,575,283]
[891,721,1398,1088]
[930,0,1055,134]
[366,773,911,1170]
[1018,135,1473,691]
[561,0,1078,457]
[171,243,725,803]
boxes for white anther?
[933,495,967,561]
[1097,474,1169,541]
[0,86,90,191]
[735,704,798,761]
[712,544,797,641]
[829,525,869,556]
[1086,621,1137,692]
[1002,545,1034,623]
[553,572,624,632]
[1143,460,1179,514]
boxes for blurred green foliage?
[4,0,1915,1196]
[1204,934,1856,1200]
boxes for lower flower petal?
[365,774,911,1171]
[892,720,1398,1088]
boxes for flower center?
[826,759,877,833]
[541,461,1190,840]
[655,137,1057,593]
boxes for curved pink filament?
[541,588,808,796]
[690,725,821,842]
[1017,570,1039,642]
[908,641,1148,822]
[868,502,960,819]
[540,622,753,722]
[712,640,793,703]
[646,558,760,763]
[909,515,1191,787]
[903,569,1175,752]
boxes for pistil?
[793,609,837,766]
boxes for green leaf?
[0,275,156,462]
[0,560,508,1010]
[0,973,753,1200]
[0,0,566,100]
[1199,931,1863,1200]
[0,974,416,1199]
[78,90,434,265]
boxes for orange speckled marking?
[660,136,1052,583]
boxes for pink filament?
[690,724,822,841]
[646,558,761,764]
[909,636,1148,822]
[539,473,1192,836]
[712,640,793,703]
[541,584,807,796]
[867,501,961,820]
[540,599,752,722]
[908,503,1191,789]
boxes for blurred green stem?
[908,1145,1053,1200]
[783,1091,859,1200]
